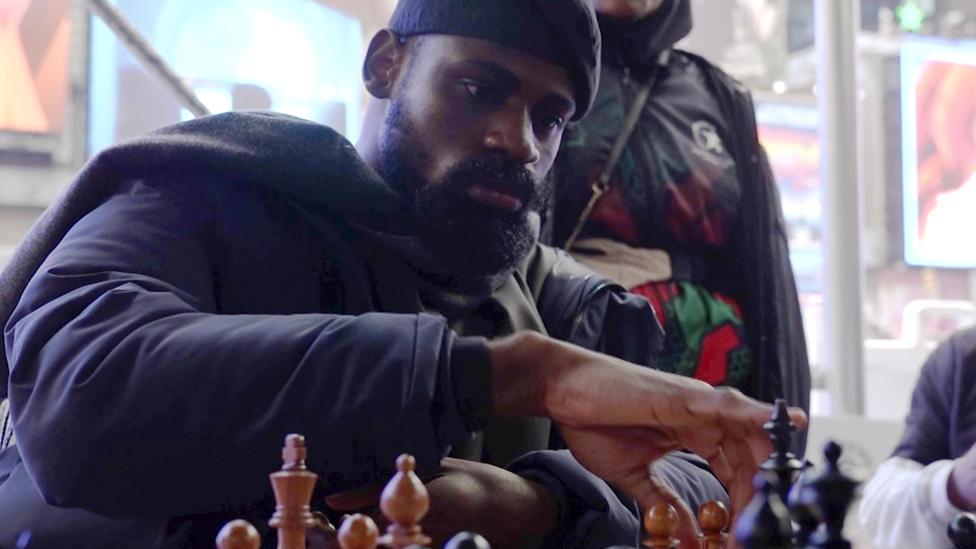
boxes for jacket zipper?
[566,281,615,342]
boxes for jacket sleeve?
[530,245,663,366]
[858,457,962,549]
[890,332,965,465]
[3,178,482,518]
[761,146,811,452]
[509,450,729,549]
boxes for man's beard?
[378,101,546,277]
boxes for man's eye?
[537,114,565,133]
[461,81,499,104]
[463,82,483,97]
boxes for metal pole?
[85,0,210,118]
[815,0,865,415]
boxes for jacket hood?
[598,0,693,70]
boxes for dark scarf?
[598,0,693,71]
[0,112,544,398]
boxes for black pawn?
[734,472,793,549]
[949,512,976,549]
[796,441,859,549]
[787,462,821,547]
[761,399,805,500]
[444,532,491,549]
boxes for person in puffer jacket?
[547,0,811,456]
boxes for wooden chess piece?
[698,500,730,549]
[643,502,679,548]
[216,519,261,549]
[733,473,792,549]
[268,434,319,549]
[797,441,860,549]
[444,531,491,549]
[378,454,432,549]
[338,514,381,549]
[949,512,976,549]
[761,399,805,500]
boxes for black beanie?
[387,0,601,121]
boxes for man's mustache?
[444,155,542,207]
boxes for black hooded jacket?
[548,0,811,454]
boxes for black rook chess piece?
[734,472,793,549]
[444,532,491,549]
[761,399,805,500]
[949,512,976,549]
[795,441,859,549]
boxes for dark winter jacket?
[0,112,724,548]
[548,0,811,454]
[893,327,976,464]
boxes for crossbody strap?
[563,51,669,251]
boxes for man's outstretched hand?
[489,332,808,547]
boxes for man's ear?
[363,29,407,99]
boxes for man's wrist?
[487,331,562,418]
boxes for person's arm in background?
[859,331,976,548]
[860,456,968,549]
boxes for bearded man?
[0,1,802,547]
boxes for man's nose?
[483,108,541,166]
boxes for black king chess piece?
[794,441,860,549]
[949,512,976,549]
[734,472,793,549]
[760,399,806,500]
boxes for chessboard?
[216,400,976,549]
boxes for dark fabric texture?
[546,11,811,455]
[0,446,178,549]
[892,327,976,464]
[509,449,728,548]
[0,111,408,402]
[598,0,692,71]
[532,246,662,363]
[0,112,687,547]
[387,0,601,120]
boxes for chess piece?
[733,473,792,549]
[269,434,319,549]
[787,461,820,547]
[216,519,261,549]
[795,441,859,549]
[444,531,491,549]
[338,514,381,549]
[378,454,432,549]
[643,502,679,548]
[949,512,976,549]
[698,500,730,549]
[760,399,805,499]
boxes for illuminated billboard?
[902,39,976,267]
[0,0,72,135]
